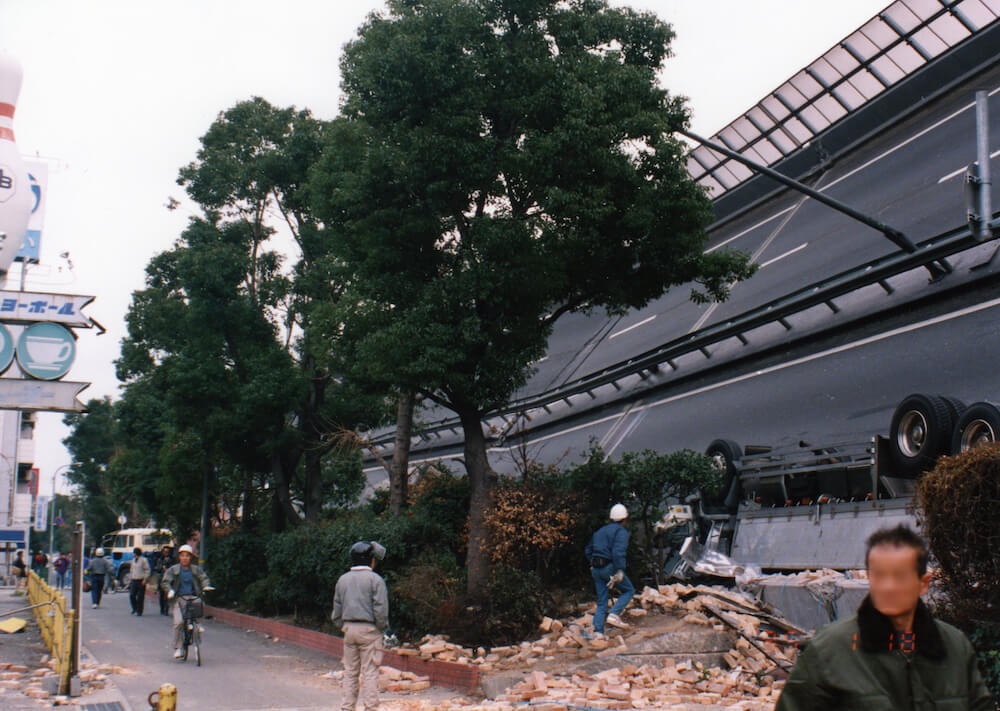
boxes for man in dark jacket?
[584,503,635,638]
[776,524,993,710]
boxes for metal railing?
[26,569,75,696]
[367,214,1000,451]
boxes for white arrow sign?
[0,378,89,412]
[0,290,99,329]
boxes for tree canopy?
[311,0,754,599]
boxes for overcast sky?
[0,0,889,495]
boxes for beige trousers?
[341,622,382,711]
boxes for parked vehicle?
[99,528,174,588]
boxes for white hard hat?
[178,544,195,555]
[610,503,628,521]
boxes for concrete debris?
[0,658,125,705]
[386,583,805,709]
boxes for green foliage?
[970,628,1000,699]
[205,528,270,607]
[314,0,754,599]
[389,550,463,640]
[481,566,546,645]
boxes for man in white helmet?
[584,504,635,637]
[161,544,212,659]
[332,541,388,711]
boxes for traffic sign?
[0,289,98,329]
[0,378,88,412]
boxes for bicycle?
[177,594,205,666]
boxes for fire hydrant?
[148,683,177,711]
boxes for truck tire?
[704,439,742,512]
[889,393,954,477]
[118,564,131,589]
[951,401,1000,453]
[940,396,967,421]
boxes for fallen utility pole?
[678,128,951,279]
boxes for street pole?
[975,91,993,241]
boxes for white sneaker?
[606,614,630,629]
[91,604,97,609]
[590,631,606,640]
[173,648,184,659]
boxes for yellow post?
[148,683,177,711]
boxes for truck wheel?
[118,565,131,589]
[951,402,1000,453]
[940,396,967,421]
[705,439,742,512]
[890,393,954,477]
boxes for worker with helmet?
[85,547,114,609]
[585,503,635,638]
[332,540,388,711]
[161,543,213,659]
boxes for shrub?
[387,550,462,640]
[206,527,269,607]
[483,479,579,579]
[916,443,1000,624]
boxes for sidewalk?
[0,585,133,710]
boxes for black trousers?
[129,580,146,615]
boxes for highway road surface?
[366,61,1000,477]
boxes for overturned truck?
[679,393,998,572]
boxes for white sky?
[0,0,889,494]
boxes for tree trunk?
[457,403,496,603]
[270,451,301,527]
[389,390,416,516]
[302,365,327,522]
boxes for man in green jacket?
[776,524,993,710]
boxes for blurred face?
[179,551,193,567]
[867,544,931,619]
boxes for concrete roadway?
[78,589,461,710]
[378,63,1000,473]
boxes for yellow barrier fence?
[26,569,75,695]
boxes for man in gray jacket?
[332,541,388,711]
[128,547,152,616]
[161,544,212,659]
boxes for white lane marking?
[822,84,1000,193]
[938,148,1000,183]
[609,314,656,339]
[759,242,809,269]
[705,206,795,254]
[637,294,1000,416]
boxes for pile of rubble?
[384,583,806,709]
[0,657,126,705]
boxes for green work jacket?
[776,596,993,711]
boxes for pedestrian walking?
[128,547,151,616]
[85,548,114,608]
[775,524,993,709]
[53,553,69,589]
[154,544,177,616]
[585,503,635,638]
[11,549,26,593]
[31,549,48,577]
[160,544,212,659]
[332,540,389,711]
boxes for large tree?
[312,0,754,599]
[116,98,385,531]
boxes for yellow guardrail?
[26,569,75,695]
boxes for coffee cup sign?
[16,322,76,380]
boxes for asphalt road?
[78,589,462,711]
[369,62,1000,475]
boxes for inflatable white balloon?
[0,52,32,274]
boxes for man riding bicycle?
[160,544,212,659]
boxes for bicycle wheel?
[193,625,202,667]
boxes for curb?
[205,605,480,693]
